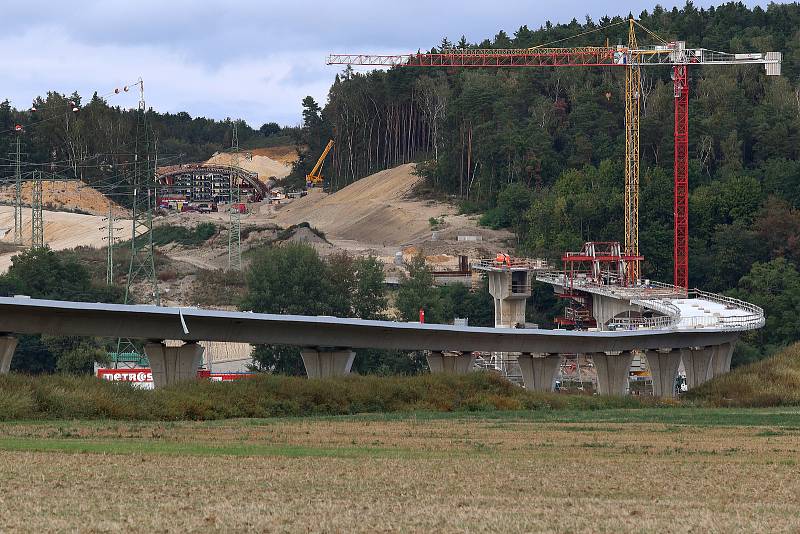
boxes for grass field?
[1,409,799,532]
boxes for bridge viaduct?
[0,297,743,397]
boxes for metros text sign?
[96,368,154,389]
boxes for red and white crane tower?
[328,19,782,288]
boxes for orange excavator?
[306,139,334,187]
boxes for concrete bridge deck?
[0,296,746,396]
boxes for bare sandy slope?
[270,164,450,245]
[267,163,513,256]
[251,145,299,165]
[207,151,291,179]
[0,206,129,272]
[0,180,127,217]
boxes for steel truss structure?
[328,22,782,288]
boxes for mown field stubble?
[1,410,799,532]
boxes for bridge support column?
[426,351,475,374]
[645,349,683,398]
[684,346,715,389]
[145,342,204,389]
[711,342,736,377]
[592,351,634,395]
[301,349,355,378]
[0,335,18,374]
[517,353,561,392]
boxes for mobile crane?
[306,139,334,187]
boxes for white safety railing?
[536,273,765,332]
[472,258,551,271]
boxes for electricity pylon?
[31,170,43,249]
[227,123,242,271]
[101,201,122,285]
[116,78,159,363]
[11,136,24,244]
[122,78,159,306]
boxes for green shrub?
[0,371,675,421]
[152,223,218,247]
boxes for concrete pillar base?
[301,349,355,378]
[0,335,18,374]
[645,349,682,398]
[426,351,475,374]
[145,342,204,388]
[592,351,634,396]
[711,342,736,377]
[517,353,561,392]
[684,347,715,389]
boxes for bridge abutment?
[426,351,475,374]
[145,342,204,388]
[517,353,561,391]
[301,349,355,378]
[592,351,634,395]
[645,349,683,398]
[0,335,18,374]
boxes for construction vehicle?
[306,139,334,187]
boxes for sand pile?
[207,151,291,179]
[0,180,126,217]
[251,146,300,165]
[0,206,131,272]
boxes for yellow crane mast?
[306,139,334,187]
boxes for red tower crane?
[328,20,782,288]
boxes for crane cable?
[527,19,628,50]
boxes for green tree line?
[289,2,800,363]
[0,93,294,202]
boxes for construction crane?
[306,139,334,187]
[328,19,781,287]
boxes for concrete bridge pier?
[683,346,715,389]
[301,348,356,378]
[145,342,204,388]
[591,351,634,395]
[517,353,561,392]
[645,349,683,398]
[711,342,736,377]
[426,351,476,374]
[0,335,18,374]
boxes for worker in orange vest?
[495,252,512,267]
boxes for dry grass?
[688,342,800,406]
[0,414,799,532]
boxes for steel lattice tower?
[624,18,641,283]
[227,123,242,271]
[124,80,159,305]
[31,170,44,248]
[101,201,121,285]
[116,79,159,362]
[673,65,690,289]
[12,136,23,245]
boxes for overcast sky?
[0,0,775,127]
